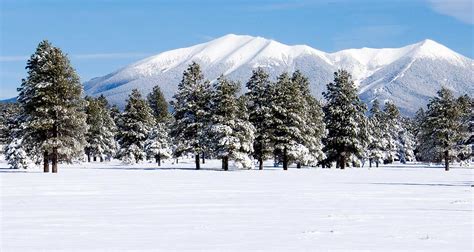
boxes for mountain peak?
[410,39,464,63]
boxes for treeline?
[1,41,472,172]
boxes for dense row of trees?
[1,41,472,172]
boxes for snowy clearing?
[1,159,472,251]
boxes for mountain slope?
[84,34,473,115]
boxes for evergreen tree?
[291,71,326,167]
[367,99,384,167]
[116,89,155,163]
[245,68,274,170]
[381,102,401,163]
[1,103,30,169]
[209,76,255,170]
[147,85,170,123]
[144,122,172,166]
[323,70,367,169]
[419,88,471,171]
[397,117,416,163]
[170,62,212,169]
[0,103,21,146]
[17,40,87,173]
[270,72,307,170]
[84,96,117,162]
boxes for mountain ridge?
[83,34,473,115]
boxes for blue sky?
[0,0,473,99]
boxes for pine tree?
[323,70,367,169]
[170,62,212,169]
[145,122,172,166]
[84,96,117,162]
[382,102,401,163]
[116,89,155,163]
[419,87,471,171]
[397,117,416,163]
[209,76,255,170]
[367,99,384,167]
[245,68,274,170]
[291,71,326,167]
[17,40,87,173]
[147,85,170,123]
[270,72,307,170]
[1,103,30,169]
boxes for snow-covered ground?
[1,159,472,251]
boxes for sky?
[0,0,473,99]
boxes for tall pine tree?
[17,40,87,173]
[170,62,212,169]
[270,72,307,170]
[245,68,274,170]
[420,88,471,170]
[209,76,255,170]
[323,70,367,169]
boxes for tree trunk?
[176,158,178,164]
[297,162,301,168]
[223,156,229,171]
[158,154,161,167]
[444,150,449,171]
[258,157,263,170]
[340,154,346,170]
[93,156,97,162]
[43,151,49,173]
[87,153,91,162]
[195,154,200,170]
[52,147,58,173]
[369,159,372,168]
[100,156,104,162]
[376,160,379,168]
[283,147,288,170]
[202,153,205,164]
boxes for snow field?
[1,160,472,251]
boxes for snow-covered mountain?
[84,34,473,115]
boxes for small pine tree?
[209,76,255,170]
[17,40,87,173]
[245,68,274,170]
[116,89,155,163]
[367,99,384,167]
[382,102,401,163]
[170,62,212,169]
[145,122,172,166]
[1,103,30,169]
[84,96,117,162]
[323,70,367,169]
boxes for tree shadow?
[368,182,473,187]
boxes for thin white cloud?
[427,0,473,24]
[0,52,150,62]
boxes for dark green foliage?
[147,85,170,123]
